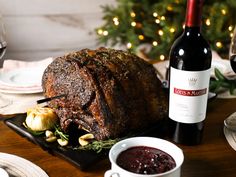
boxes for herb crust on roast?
[42,47,167,140]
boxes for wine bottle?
[168,0,212,145]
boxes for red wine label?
[169,67,211,123]
[174,88,207,96]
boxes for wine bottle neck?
[185,0,204,28]
[184,26,201,35]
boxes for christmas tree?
[96,0,236,61]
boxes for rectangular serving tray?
[4,113,167,170]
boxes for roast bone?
[42,47,168,140]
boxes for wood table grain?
[1,98,236,177]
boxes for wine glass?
[229,25,236,73]
[0,15,12,109]
[0,15,6,64]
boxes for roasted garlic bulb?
[25,107,58,131]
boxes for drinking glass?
[0,15,12,109]
[229,25,236,73]
[0,15,6,62]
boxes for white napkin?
[0,92,44,115]
[0,58,53,115]
[1,58,53,72]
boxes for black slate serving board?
[3,114,105,170]
[3,114,167,170]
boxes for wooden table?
[1,98,236,177]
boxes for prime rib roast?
[42,47,168,140]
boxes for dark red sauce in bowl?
[116,146,176,175]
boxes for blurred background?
[0,0,116,61]
[1,0,236,63]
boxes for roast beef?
[42,47,168,140]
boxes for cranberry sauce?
[116,146,176,175]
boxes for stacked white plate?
[0,58,53,94]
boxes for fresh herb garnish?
[54,125,69,141]
[74,138,122,153]
[210,68,236,94]
[24,121,123,153]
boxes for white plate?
[0,67,44,88]
[0,152,49,177]
[0,67,44,94]
[0,86,43,94]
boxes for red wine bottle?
[168,0,212,145]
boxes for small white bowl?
[105,137,184,177]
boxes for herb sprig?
[54,125,69,141]
[74,138,122,153]
[210,68,236,94]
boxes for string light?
[229,25,233,31]
[131,22,136,27]
[221,9,226,15]
[114,21,119,26]
[170,27,175,33]
[153,12,158,17]
[103,30,109,36]
[155,19,160,24]
[97,1,232,62]
[205,19,211,26]
[127,42,132,49]
[161,16,166,20]
[97,29,103,35]
[216,41,223,48]
[158,30,164,36]
[160,55,165,60]
[130,12,136,17]
[138,35,144,40]
[113,17,119,26]
[113,17,118,22]
[152,41,158,46]
[167,5,173,11]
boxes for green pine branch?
[96,0,236,60]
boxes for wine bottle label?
[169,67,211,123]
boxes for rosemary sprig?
[210,68,236,95]
[24,120,125,153]
[74,138,122,153]
[54,125,69,141]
